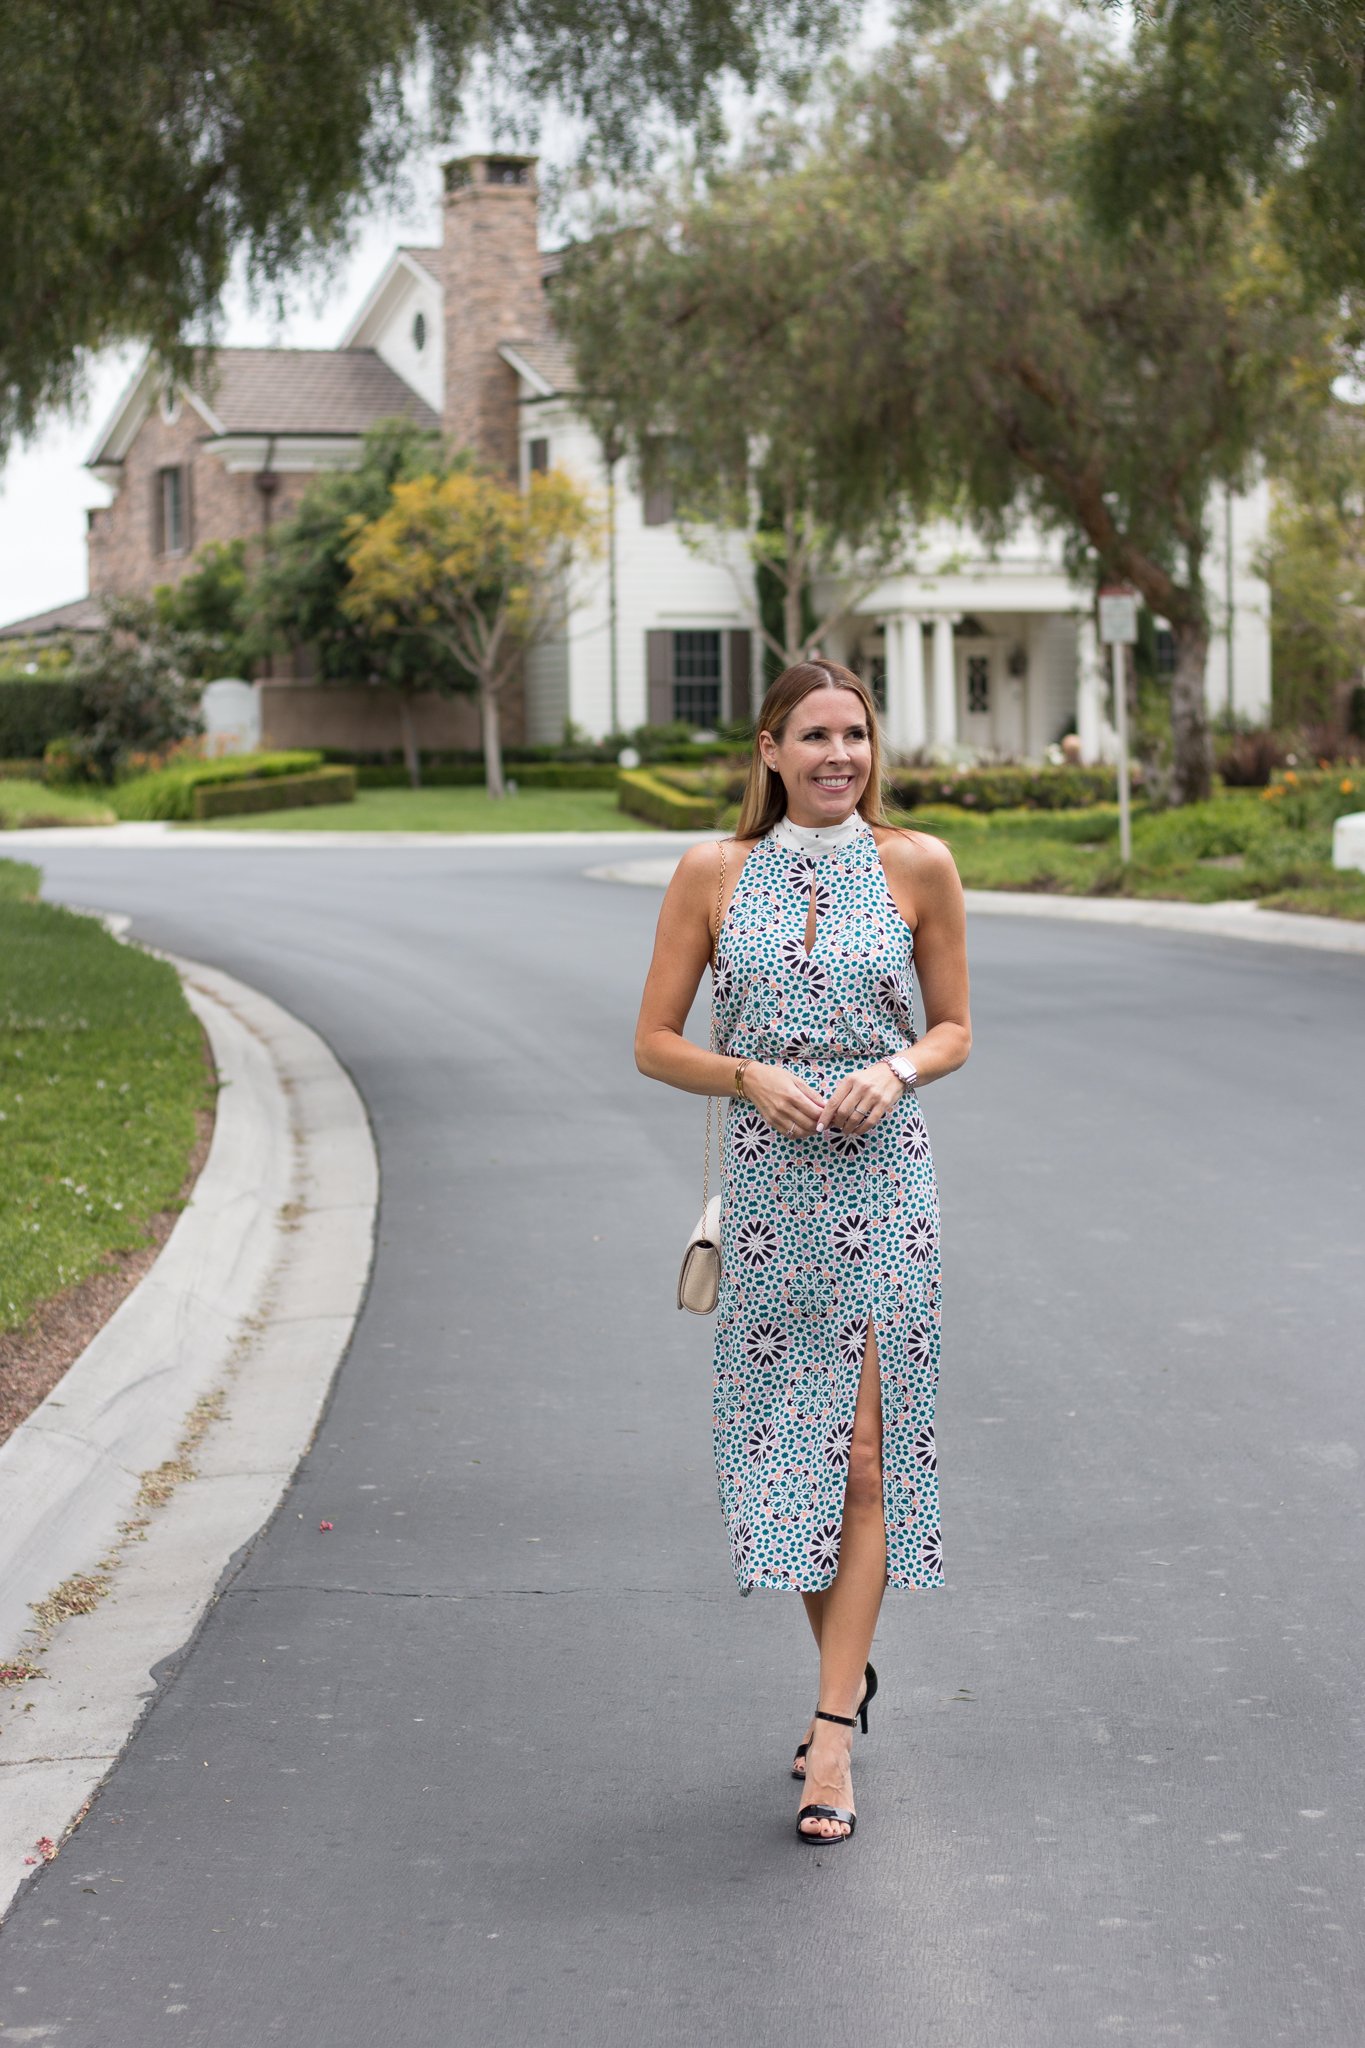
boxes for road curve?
[1,838,1361,2048]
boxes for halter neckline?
[771,809,865,856]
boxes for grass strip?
[0,779,116,828]
[190,787,651,833]
[0,859,215,1332]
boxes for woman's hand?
[743,1063,828,1139]
[820,1061,904,1135]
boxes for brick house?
[1,153,1274,760]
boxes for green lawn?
[0,778,117,828]
[0,859,214,1331]
[881,785,1365,920]
[189,786,649,833]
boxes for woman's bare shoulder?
[870,820,957,872]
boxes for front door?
[957,640,997,752]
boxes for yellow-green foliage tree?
[342,469,602,798]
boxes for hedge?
[618,767,720,830]
[193,766,357,818]
[0,679,84,758]
[654,760,1127,814]
[112,750,325,821]
[354,761,619,790]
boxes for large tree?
[342,467,602,796]
[561,3,1337,800]
[849,3,1338,801]
[1084,1,1365,301]
[556,158,915,672]
[0,0,853,458]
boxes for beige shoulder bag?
[677,838,728,1315]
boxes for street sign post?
[1098,586,1138,864]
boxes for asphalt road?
[2,839,1362,2048]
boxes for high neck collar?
[772,808,864,855]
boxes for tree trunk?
[480,678,506,799]
[1169,617,1213,805]
[398,689,421,790]
[782,493,803,663]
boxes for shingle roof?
[398,245,440,279]
[501,335,578,395]
[191,348,440,436]
[0,594,103,639]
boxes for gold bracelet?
[734,1060,751,1100]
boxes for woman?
[635,657,972,1845]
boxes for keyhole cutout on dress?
[803,882,819,957]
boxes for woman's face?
[758,685,873,827]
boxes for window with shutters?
[528,436,549,476]
[672,630,722,725]
[158,466,187,555]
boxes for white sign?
[1098,590,1139,645]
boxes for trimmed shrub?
[654,761,1126,813]
[0,679,84,759]
[193,766,356,818]
[618,767,720,829]
[112,751,325,821]
[353,760,619,790]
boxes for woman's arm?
[634,842,737,1099]
[886,831,973,1084]
[635,843,828,1133]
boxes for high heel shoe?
[790,1660,877,1778]
[796,1709,858,1843]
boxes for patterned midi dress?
[710,812,944,1596]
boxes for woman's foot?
[792,1666,871,1779]
[797,1717,856,1841]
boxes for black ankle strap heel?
[796,1705,862,1843]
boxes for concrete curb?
[585,854,1365,956]
[0,823,674,850]
[0,950,378,1919]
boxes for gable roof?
[193,349,439,435]
[0,594,104,640]
[88,347,438,469]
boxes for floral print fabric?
[711,814,944,1595]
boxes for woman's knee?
[844,1442,883,1513]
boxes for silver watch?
[885,1053,918,1091]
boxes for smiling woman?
[634,656,973,1845]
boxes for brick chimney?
[439,154,542,476]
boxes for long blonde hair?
[735,657,904,841]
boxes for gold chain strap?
[702,838,729,1215]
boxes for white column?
[1076,614,1103,764]
[903,615,927,754]
[881,616,905,752]
[931,615,958,746]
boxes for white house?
[4,152,1273,763]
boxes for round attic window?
[412,310,427,353]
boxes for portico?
[833,555,1106,764]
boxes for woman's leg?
[798,1319,887,1838]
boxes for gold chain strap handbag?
[677,838,729,1315]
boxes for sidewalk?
[589,853,1365,956]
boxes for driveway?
[1,838,1361,2048]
